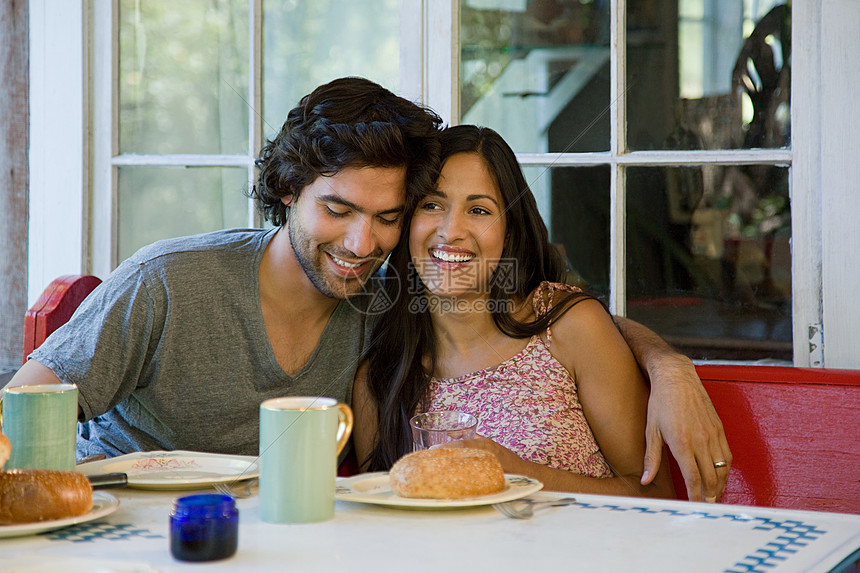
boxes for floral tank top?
[420,282,613,478]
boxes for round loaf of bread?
[389,447,506,499]
[0,432,10,468]
[0,469,93,524]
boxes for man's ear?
[281,194,294,207]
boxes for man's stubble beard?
[286,211,370,300]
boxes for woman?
[353,125,674,497]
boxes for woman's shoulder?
[551,296,612,332]
[541,291,617,375]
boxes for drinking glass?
[410,411,478,451]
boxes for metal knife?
[86,472,128,489]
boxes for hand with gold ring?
[633,352,733,503]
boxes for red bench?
[668,364,860,514]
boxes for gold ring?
[713,460,728,469]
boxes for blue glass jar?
[170,494,238,562]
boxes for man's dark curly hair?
[252,77,444,226]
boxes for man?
[11,77,729,501]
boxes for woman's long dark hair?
[364,125,596,470]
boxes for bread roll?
[0,432,9,469]
[0,470,93,524]
[389,447,506,499]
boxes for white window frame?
[28,0,860,368]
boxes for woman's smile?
[429,245,476,267]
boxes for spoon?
[493,497,578,519]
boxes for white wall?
[28,0,87,305]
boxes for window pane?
[625,165,791,361]
[118,0,250,155]
[262,0,400,141]
[118,167,249,261]
[460,1,611,153]
[524,165,610,299]
[627,0,790,151]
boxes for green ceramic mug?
[1,383,78,471]
[259,396,353,524]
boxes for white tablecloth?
[2,485,859,572]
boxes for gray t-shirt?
[31,228,367,458]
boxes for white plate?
[76,450,259,490]
[335,472,543,509]
[0,491,119,539]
